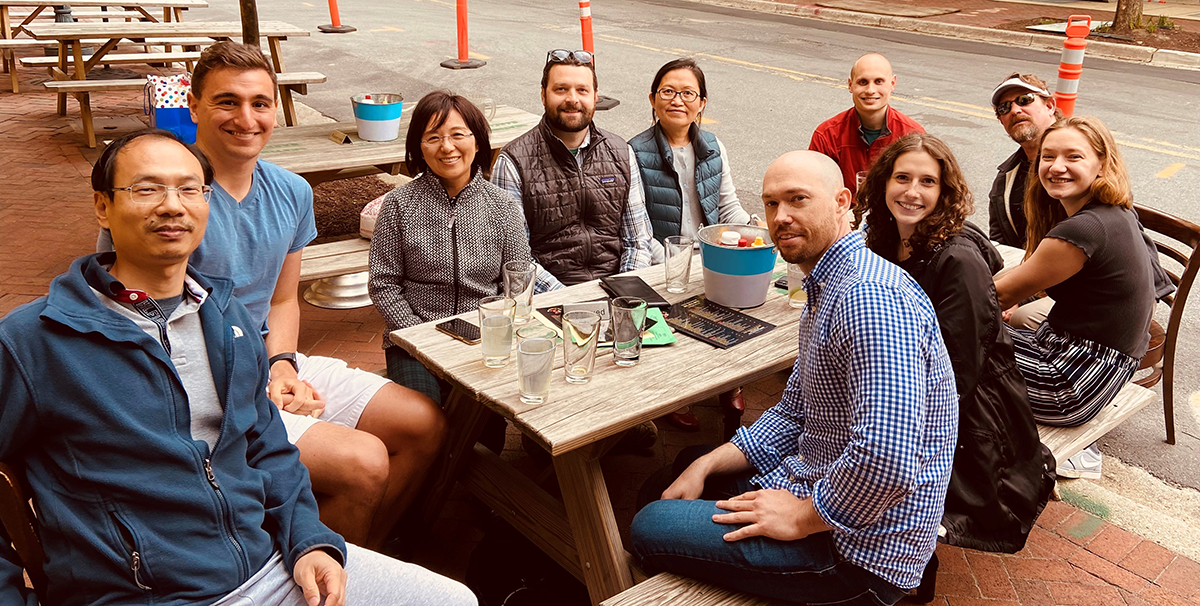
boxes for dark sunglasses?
[994,93,1041,118]
[546,49,594,66]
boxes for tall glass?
[664,236,693,294]
[562,310,601,384]
[610,296,648,367]
[504,260,536,326]
[516,323,558,344]
[787,263,807,309]
[517,337,555,405]
[478,296,516,367]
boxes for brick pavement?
[4,43,1200,606]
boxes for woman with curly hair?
[858,133,1054,561]
[995,116,1155,477]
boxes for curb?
[688,0,1200,71]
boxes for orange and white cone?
[1054,15,1091,118]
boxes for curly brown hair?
[857,133,974,259]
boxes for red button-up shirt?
[808,106,925,198]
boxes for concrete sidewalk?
[3,55,1200,605]
[687,0,1200,69]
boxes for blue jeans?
[630,447,907,606]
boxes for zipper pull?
[131,551,152,590]
[203,458,219,490]
[448,212,455,230]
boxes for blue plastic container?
[697,224,778,308]
[352,93,404,141]
[151,107,197,144]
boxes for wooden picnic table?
[2,0,207,38]
[391,258,802,603]
[261,103,542,187]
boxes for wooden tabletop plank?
[25,20,305,40]
[0,0,206,7]
[392,256,803,456]
[262,104,540,178]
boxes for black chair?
[0,461,45,603]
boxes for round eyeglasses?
[111,183,213,205]
[421,132,475,148]
[656,88,700,103]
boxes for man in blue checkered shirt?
[630,150,958,605]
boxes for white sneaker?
[1057,444,1103,480]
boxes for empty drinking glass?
[516,323,558,344]
[562,310,601,384]
[610,296,648,367]
[479,296,516,367]
[504,260,536,326]
[664,236,693,294]
[517,337,555,404]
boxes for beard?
[1008,119,1041,144]
[773,213,841,266]
[546,102,594,133]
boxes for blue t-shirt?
[98,160,316,333]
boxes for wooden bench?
[1036,382,1156,467]
[21,49,201,70]
[299,237,371,283]
[43,71,325,147]
[12,8,146,20]
[600,573,770,606]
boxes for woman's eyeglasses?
[994,93,1040,118]
[546,49,594,65]
[656,88,700,103]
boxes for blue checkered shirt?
[730,231,958,590]
[492,134,654,293]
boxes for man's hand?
[661,462,708,501]
[713,489,831,542]
[267,376,326,418]
[1001,304,1018,324]
[293,550,346,606]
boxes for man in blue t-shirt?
[100,42,447,550]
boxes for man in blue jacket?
[0,130,475,606]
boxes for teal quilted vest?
[628,123,723,242]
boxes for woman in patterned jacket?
[369,91,532,404]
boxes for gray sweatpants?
[210,545,477,606]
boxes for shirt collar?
[804,230,865,294]
[84,252,208,307]
[856,108,891,144]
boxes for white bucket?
[351,93,404,142]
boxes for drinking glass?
[787,264,807,309]
[562,310,601,384]
[516,323,558,344]
[610,296,648,367]
[664,236,693,294]
[504,260,536,326]
[517,337,555,404]
[478,296,516,367]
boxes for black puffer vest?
[502,117,630,286]
[628,123,723,243]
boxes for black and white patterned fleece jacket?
[368,170,533,347]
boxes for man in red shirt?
[808,53,924,200]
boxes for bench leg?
[554,448,635,603]
[6,53,16,94]
[76,91,96,148]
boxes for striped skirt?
[1006,322,1139,427]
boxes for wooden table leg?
[553,448,635,604]
[56,42,67,116]
[1,7,16,94]
[266,37,297,126]
[416,386,493,526]
[77,91,96,148]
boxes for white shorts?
[279,353,391,444]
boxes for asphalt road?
[206,0,1199,487]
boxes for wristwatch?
[268,352,299,373]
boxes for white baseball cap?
[990,76,1051,107]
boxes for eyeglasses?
[546,49,594,66]
[111,183,212,205]
[994,93,1040,118]
[421,132,475,148]
[656,88,701,103]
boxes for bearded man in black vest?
[492,49,654,291]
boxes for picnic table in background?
[391,260,803,603]
[262,103,541,186]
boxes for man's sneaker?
[1057,443,1102,480]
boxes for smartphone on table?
[435,318,481,345]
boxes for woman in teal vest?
[629,58,757,431]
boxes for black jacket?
[895,223,1056,553]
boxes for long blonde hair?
[1023,116,1131,258]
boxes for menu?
[663,295,776,349]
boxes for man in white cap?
[987,72,1060,250]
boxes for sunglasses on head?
[994,93,1041,118]
[546,49,594,66]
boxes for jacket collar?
[42,253,233,338]
[651,122,716,166]
[537,115,604,166]
[996,148,1028,173]
[805,230,865,297]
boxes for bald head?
[850,53,892,80]
[848,53,897,120]
[762,151,852,269]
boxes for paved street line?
[1156,163,1187,179]
[369,26,405,33]
[912,96,993,112]
[596,33,1199,162]
[469,52,490,60]
[1115,134,1200,155]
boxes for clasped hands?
[268,375,326,418]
